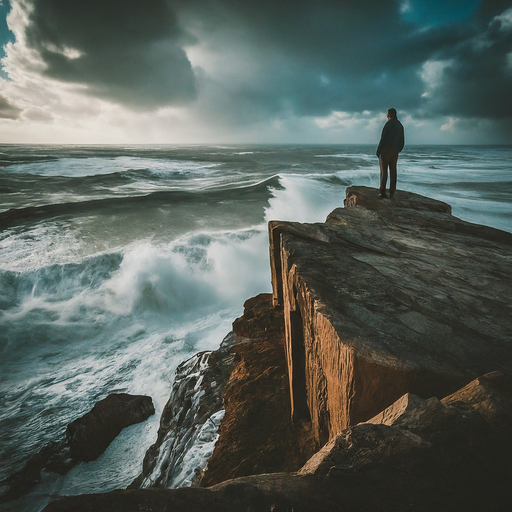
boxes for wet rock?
[1,393,154,504]
[130,332,238,489]
[40,187,512,511]
[133,294,315,490]
[67,393,155,462]
[0,441,76,504]
[269,185,512,447]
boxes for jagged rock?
[130,332,238,489]
[42,373,512,511]
[269,185,512,447]
[133,293,313,491]
[67,393,155,462]
[40,188,512,511]
[201,293,315,487]
[297,371,512,507]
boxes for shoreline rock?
[0,393,154,504]
[42,371,512,511]
[40,186,512,511]
[68,393,155,462]
[201,293,315,487]
[130,332,238,489]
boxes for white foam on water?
[8,157,221,178]
[315,152,375,162]
[2,145,511,511]
[171,409,226,489]
[0,219,275,498]
[265,174,346,223]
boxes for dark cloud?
[425,5,512,120]
[24,0,197,108]
[0,94,20,119]
[178,0,510,124]
[18,0,512,127]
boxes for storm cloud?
[175,0,512,122]
[0,93,20,119]
[423,4,512,119]
[1,0,511,141]
[23,0,197,108]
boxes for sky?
[0,0,511,144]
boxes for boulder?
[67,393,155,462]
[1,393,154,504]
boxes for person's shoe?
[389,193,394,200]
[378,192,387,199]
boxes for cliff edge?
[270,185,512,447]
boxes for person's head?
[387,108,397,119]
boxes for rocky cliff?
[42,186,512,511]
[270,185,512,447]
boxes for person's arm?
[398,123,405,153]
[376,123,388,156]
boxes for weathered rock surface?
[42,372,512,511]
[269,185,512,446]
[39,187,512,511]
[67,393,155,462]
[130,332,238,489]
[132,293,313,490]
[201,293,315,487]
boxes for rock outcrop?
[67,393,155,462]
[42,371,512,511]
[131,333,238,489]
[131,293,315,491]
[270,185,512,447]
[201,294,315,487]
[0,393,154,504]
[40,186,512,511]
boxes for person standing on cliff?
[376,108,405,199]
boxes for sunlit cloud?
[0,0,510,144]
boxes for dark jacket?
[376,118,404,156]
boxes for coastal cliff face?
[201,294,315,486]
[130,293,315,491]
[270,185,512,446]
[42,186,512,511]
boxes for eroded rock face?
[269,185,512,446]
[299,371,512,504]
[131,332,238,489]
[133,293,314,491]
[67,393,155,462]
[200,293,315,487]
[42,373,512,511]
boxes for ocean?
[0,144,511,511]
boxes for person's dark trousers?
[379,151,399,197]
